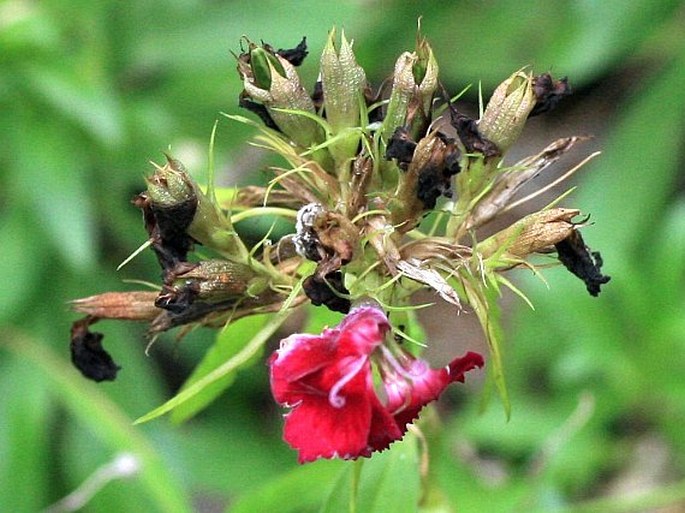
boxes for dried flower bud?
[135,156,198,272]
[154,259,260,314]
[479,208,580,261]
[479,70,536,153]
[71,291,161,321]
[390,131,460,232]
[173,259,257,301]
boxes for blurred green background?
[1,1,684,512]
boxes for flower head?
[69,29,607,469]
[269,305,483,463]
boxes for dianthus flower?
[269,305,483,463]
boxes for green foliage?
[2,0,684,512]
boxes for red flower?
[269,305,484,463]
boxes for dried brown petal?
[530,73,572,117]
[555,230,610,296]
[448,105,500,158]
[303,272,351,313]
[70,317,120,382]
[277,37,308,66]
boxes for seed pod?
[382,35,439,141]
[137,156,198,271]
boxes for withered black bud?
[70,317,120,382]
[385,126,417,169]
[448,105,500,158]
[529,73,572,117]
[134,193,196,275]
[134,157,199,278]
[303,272,351,313]
[239,93,280,131]
[277,37,308,66]
[417,165,451,209]
[555,230,610,296]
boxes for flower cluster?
[70,29,609,462]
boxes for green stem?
[229,206,297,224]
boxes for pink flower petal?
[388,351,484,429]
[335,306,390,356]
[281,364,374,462]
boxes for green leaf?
[9,120,97,270]
[229,460,344,513]
[0,358,51,511]
[0,328,192,513]
[319,437,421,513]
[171,314,273,423]
[135,311,291,424]
[319,464,355,513]
[23,64,124,147]
[356,436,421,513]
